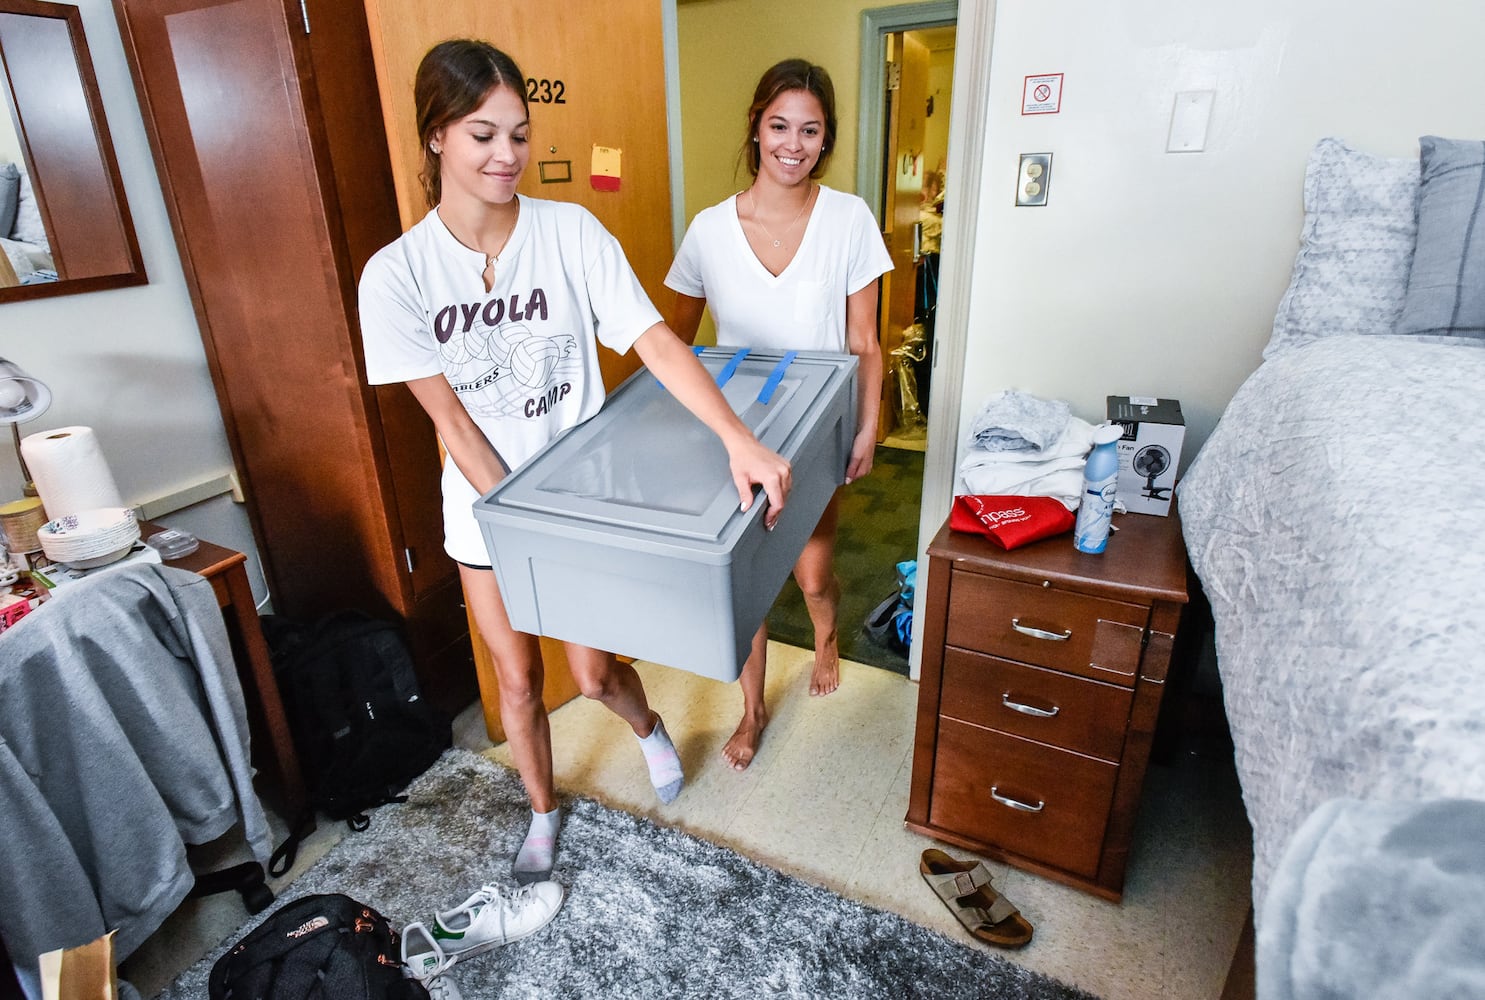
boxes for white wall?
[956,0,1485,471]
[1,0,265,601]
[0,113,21,165]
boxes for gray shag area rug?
[159,749,1096,999]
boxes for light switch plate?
[1016,152,1052,207]
[1167,91,1214,153]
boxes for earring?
[429,142,441,155]
[752,137,758,143]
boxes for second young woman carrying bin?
[666,59,892,770]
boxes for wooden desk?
[140,523,308,825]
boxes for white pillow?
[1263,138,1419,359]
[11,167,51,252]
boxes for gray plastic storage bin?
[473,347,857,682]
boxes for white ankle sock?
[638,716,685,804]
[513,807,561,884]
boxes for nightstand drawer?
[928,718,1117,879]
[939,647,1134,762]
[945,572,1149,683]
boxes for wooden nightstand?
[906,508,1189,901]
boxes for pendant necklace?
[480,203,519,290]
[748,184,816,249]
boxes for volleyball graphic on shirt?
[440,327,501,399]
[506,331,568,388]
[436,324,492,367]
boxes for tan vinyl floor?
[122,642,1252,1000]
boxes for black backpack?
[209,893,427,1000]
[264,611,451,871]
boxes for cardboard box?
[475,348,857,682]
[1107,396,1185,516]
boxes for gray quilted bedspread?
[1178,334,1485,912]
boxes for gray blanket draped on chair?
[0,562,271,998]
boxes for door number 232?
[527,78,566,104]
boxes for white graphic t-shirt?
[665,185,892,352]
[360,198,661,563]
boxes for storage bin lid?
[480,348,854,544]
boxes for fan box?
[1106,396,1184,516]
[474,348,857,682]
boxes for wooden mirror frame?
[0,0,145,303]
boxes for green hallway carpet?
[766,444,925,675]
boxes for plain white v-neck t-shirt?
[359,198,661,564]
[665,185,892,352]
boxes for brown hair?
[414,40,529,208]
[739,59,837,180]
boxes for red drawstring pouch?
[949,494,1076,550]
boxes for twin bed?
[1178,137,1485,996]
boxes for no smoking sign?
[1022,73,1064,115]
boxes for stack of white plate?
[37,507,142,569]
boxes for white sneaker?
[401,921,463,1000]
[431,881,566,958]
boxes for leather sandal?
[919,848,1034,948]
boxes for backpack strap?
[268,810,317,878]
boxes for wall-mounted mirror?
[0,0,145,302]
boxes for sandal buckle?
[952,871,977,897]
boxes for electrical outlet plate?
[1016,152,1052,207]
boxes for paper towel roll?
[20,426,124,518]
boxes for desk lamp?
[0,357,52,497]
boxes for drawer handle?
[1011,618,1072,641]
[990,786,1045,813]
[1001,693,1059,718]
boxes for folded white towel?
[959,462,1086,510]
[958,416,1097,509]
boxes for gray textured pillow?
[1263,138,1419,359]
[11,167,50,251]
[1394,136,1485,339]
[0,162,19,240]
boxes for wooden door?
[877,31,930,439]
[361,2,675,739]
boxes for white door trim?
[906,0,995,681]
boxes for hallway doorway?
[876,23,955,452]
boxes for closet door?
[114,0,470,707]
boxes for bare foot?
[722,710,768,771]
[809,639,841,696]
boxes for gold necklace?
[481,202,520,286]
[747,184,816,249]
